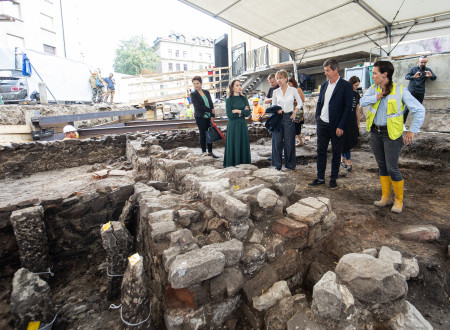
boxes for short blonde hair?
[268,73,276,80]
[275,69,288,80]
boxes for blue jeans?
[370,128,403,181]
[316,119,343,180]
[342,151,351,160]
[272,112,296,170]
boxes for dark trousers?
[316,119,343,180]
[272,113,296,170]
[370,128,403,181]
[195,117,212,153]
[404,92,424,122]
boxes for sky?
[65,0,229,73]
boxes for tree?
[113,35,160,75]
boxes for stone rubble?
[308,247,430,329]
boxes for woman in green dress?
[224,80,252,167]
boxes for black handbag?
[206,126,222,143]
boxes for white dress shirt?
[320,77,340,123]
[272,86,303,113]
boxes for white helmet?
[63,125,77,133]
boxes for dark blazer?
[315,78,353,132]
[264,105,282,132]
[191,89,214,118]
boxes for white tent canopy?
[178,0,450,65]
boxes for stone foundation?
[125,133,337,329]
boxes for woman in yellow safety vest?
[360,60,425,214]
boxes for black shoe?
[208,152,220,159]
[340,161,348,169]
[346,165,352,172]
[308,179,325,186]
[329,179,338,189]
[267,155,272,161]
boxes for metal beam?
[34,109,146,126]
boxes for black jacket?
[191,89,214,118]
[264,105,283,132]
[315,78,353,132]
[405,66,436,94]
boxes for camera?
[420,71,426,77]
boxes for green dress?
[224,95,251,167]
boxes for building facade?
[153,32,214,73]
[0,0,68,56]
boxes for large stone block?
[150,221,177,242]
[272,249,299,280]
[10,206,50,272]
[149,209,175,224]
[257,188,279,209]
[388,301,433,330]
[210,267,244,301]
[298,197,328,214]
[252,168,296,196]
[335,253,408,304]
[211,192,250,222]
[400,257,419,280]
[378,246,403,270]
[252,281,291,311]
[265,294,307,330]
[210,295,241,326]
[243,264,278,301]
[165,283,209,310]
[242,243,266,275]
[202,239,243,267]
[10,268,57,330]
[169,248,225,289]
[286,202,326,226]
[399,225,440,242]
[311,271,354,320]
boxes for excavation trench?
[0,128,449,329]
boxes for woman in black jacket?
[190,76,218,158]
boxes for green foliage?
[113,35,160,75]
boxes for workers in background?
[251,97,265,126]
[89,70,103,105]
[103,73,116,104]
[63,125,78,140]
[186,105,194,119]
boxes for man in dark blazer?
[308,58,353,189]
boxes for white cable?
[38,312,57,329]
[34,267,54,277]
[110,304,151,327]
[106,266,124,277]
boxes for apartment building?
[0,0,69,57]
[153,32,214,73]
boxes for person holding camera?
[404,55,436,122]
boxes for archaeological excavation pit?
[0,126,449,329]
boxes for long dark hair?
[228,79,243,97]
[374,60,394,97]
[288,77,298,88]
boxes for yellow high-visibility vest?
[366,82,404,140]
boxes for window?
[168,63,173,71]
[199,65,203,70]
[168,49,172,57]
[176,63,180,71]
[183,51,187,58]
[40,13,54,31]
[175,50,179,57]
[1,1,22,20]
[183,64,188,71]
[43,44,56,55]
[199,52,202,60]
[6,34,24,49]
[208,53,211,61]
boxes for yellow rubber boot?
[373,176,393,207]
[391,179,404,213]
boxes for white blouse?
[272,86,303,113]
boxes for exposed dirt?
[0,132,449,329]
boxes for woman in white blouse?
[271,69,303,170]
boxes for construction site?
[1,1,450,330]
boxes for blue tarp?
[22,53,32,76]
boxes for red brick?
[165,286,197,309]
[272,217,308,239]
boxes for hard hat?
[253,97,259,102]
[63,125,77,133]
